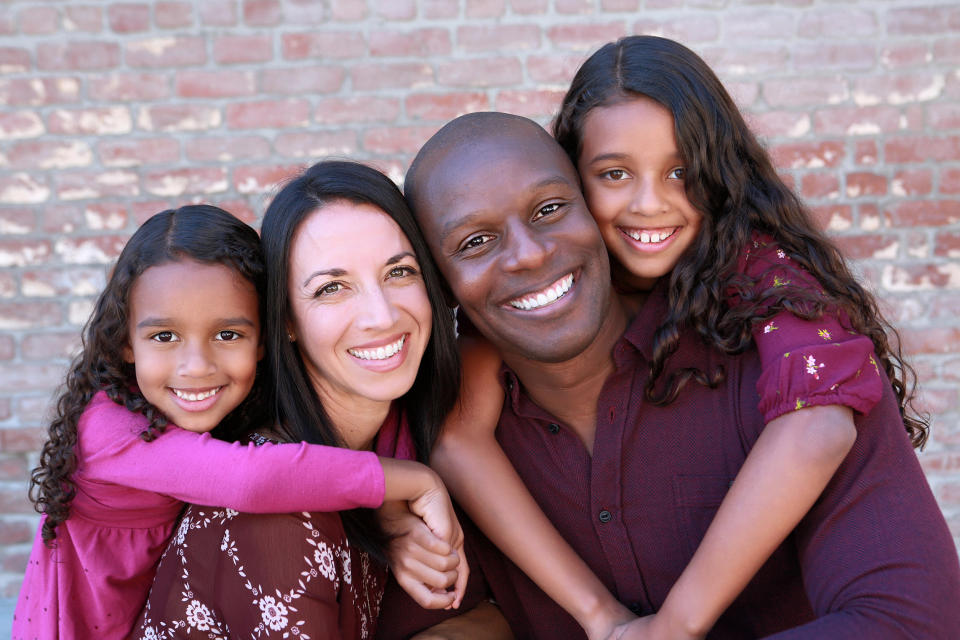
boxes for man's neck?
[503,294,629,455]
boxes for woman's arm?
[429,338,633,640]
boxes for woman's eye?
[315,282,343,297]
[668,167,686,180]
[601,169,628,181]
[216,330,241,341]
[534,203,562,219]
[388,265,418,278]
[150,331,176,343]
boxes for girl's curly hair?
[29,205,270,544]
[554,35,928,448]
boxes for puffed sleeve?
[735,235,884,423]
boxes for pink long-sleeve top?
[12,391,385,640]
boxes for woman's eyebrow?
[384,251,416,266]
[302,268,346,287]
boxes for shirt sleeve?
[78,392,385,512]
[736,235,884,422]
[761,383,960,639]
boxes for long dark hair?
[554,35,928,447]
[260,160,461,559]
[29,205,269,544]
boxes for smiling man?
[377,112,960,640]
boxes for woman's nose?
[357,286,400,331]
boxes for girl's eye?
[315,282,343,297]
[388,265,419,278]
[668,167,686,180]
[533,203,562,220]
[216,330,241,341]
[150,331,177,343]
[601,169,628,181]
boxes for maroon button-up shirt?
[379,280,960,639]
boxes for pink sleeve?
[736,236,885,423]
[79,392,385,512]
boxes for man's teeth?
[349,335,405,361]
[173,387,221,402]
[509,274,574,310]
[626,228,677,244]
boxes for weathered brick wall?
[1,0,958,596]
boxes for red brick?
[885,136,960,163]
[0,336,12,360]
[22,332,82,360]
[0,520,35,546]
[0,271,14,298]
[724,9,794,40]
[763,76,848,108]
[283,0,330,24]
[42,203,128,233]
[845,172,888,198]
[808,204,852,232]
[854,140,878,165]
[107,3,150,33]
[17,6,60,35]
[1,424,46,452]
[143,168,229,197]
[88,72,171,101]
[900,327,960,354]
[283,31,367,60]
[0,111,45,140]
[353,62,434,91]
[793,42,876,71]
[466,0,505,18]
[244,0,282,26]
[125,36,206,68]
[234,164,304,195]
[214,34,273,64]
[199,0,238,26]
[98,137,180,167]
[0,174,50,205]
[934,38,960,63]
[881,43,931,69]
[55,235,130,264]
[137,104,221,132]
[155,2,194,28]
[0,492,34,516]
[184,136,271,163]
[314,97,401,124]
[547,23,627,51]
[633,15,720,43]
[921,452,960,473]
[891,169,932,197]
[886,200,960,227]
[930,294,960,322]
[512,0,550,13]
[0,302,63,330]
[55,170,139,201]
[48,106,133,135]
[770,141,845,170]
[37,41,120,71]
[496,89,566,119]
[406,92,489,121]
[556,0,593,13]
[747,111,810,139]
[375,0,416,20]
[0,14,12,36]
[942,167,960,194]
[259,66,345,94]
[702,44,791,76]
[800,172,840,199]
[9,140,92,170]
[527,53,591,85]
[331,0,369,20]
[274,131,358,158]
[934,231,960,258]
[458,25,541,52]
[813,106,901,136]
[854,73,943,106]
[176,69,256,98]
[0,47,31,73]
[834,234,899,260]
[210,198,257,224]
[226,99,310,129]
[0,208,35,235]
[363,126,439,155]
[887,6,959,35]
[370,28,452,57]
[0,77,80,106]
[929,104,960,130]
[130,200,176,225]
[64,6,103,33]
[0,238,49,270]
[436,57,522,87]
[797,8,878,39]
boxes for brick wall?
[1,0,958,596]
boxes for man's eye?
[150,331,176,343]
[534,203,561,219]
[462,234,492,251]
[216,330,241,341]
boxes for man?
[378,112,960,639]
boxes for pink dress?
[12,391,385,640]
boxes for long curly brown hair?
[554,35,928,448]
[29,205,270,544]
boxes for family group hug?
[13,36,960,640]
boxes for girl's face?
[124,260,262,433]
[577,95,703,291]
[286,201,432,446]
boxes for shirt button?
[506,378,514,391]
[548,423,560,434]
[598,509,612,523]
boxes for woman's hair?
[259,160,461,559]
[554,35,928,447]
[29,205,269,544]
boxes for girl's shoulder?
[79,390,151,440]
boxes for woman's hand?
[608,613,703,640]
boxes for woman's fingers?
[450,538,470,609]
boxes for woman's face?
[286,201,432,431]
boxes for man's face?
[412,129,613,364]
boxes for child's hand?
[378,500,466,609]
[406,482,469,609]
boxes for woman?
[132,161,464,639]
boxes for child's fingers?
[401,519,456,557]
[450,541,470,609]
[395,574,458,610]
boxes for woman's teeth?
[510,273,574,310]
[625,228,677,244]
[349,335,405,360]
[173,387,221,402]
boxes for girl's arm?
[619,404,856,639]
[429,338,634,640]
